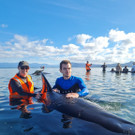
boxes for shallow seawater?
[0,67,135,135]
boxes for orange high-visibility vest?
[85,63,91,70]
[8,74,34,98]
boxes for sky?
[0,0,135,65]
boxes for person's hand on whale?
[65,93,79,98]
[53,88,60,93]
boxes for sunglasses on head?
[20,66,29,70]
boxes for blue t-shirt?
[53,76,89,97]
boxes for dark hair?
[60,60,71,70]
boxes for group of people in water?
[8,60,89,119]
[7,60,135,131]
[110,62,135,73]
[85,61,135,73]
[8,60,135,117]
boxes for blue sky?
[0,0,135,65]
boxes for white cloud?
[62,44,80,55]
[109,29,126,42]
[0,29,135,64]
[84,36,109,50]
[76,34,91,46]
[75,34,109,55]
[1,24,8,28]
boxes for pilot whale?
[40,73,135,134]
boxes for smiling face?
[60,63,72,80]
[18,66,29,77]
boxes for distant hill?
[0,61,134,68]
[0,63,50,68]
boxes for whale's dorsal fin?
[40,72,53,111]
[41,72,52,94]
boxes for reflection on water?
[10,97,33,119]
[0,67,135,135]
[61,114,73,129]
[85,71,90,81]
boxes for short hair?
[60,60,71,70]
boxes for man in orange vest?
[8,61,39,117]
[85,61,92,72]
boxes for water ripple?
[0,67,135,134]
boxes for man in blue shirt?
[53,60,89,98]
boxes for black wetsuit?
[123,68,128,73]
[101,65,107,71]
